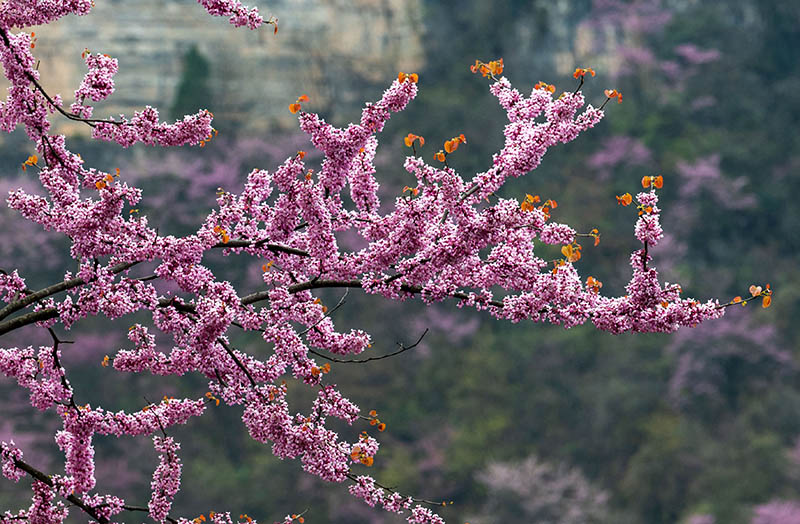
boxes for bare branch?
[309,328,428,364]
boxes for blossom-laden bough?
[0,2,769,524]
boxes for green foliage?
[170,45,214,123]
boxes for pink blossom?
[149,436,182,523]
[0,441,24,482]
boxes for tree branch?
[0,262,139,322]
[12,459,110,524]
[309,328,428,364]
[0,28,125,129]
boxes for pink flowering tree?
[0,2,771,524]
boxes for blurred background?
[1,0,799,523]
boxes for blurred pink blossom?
[675,44,721,65]
[751,500,800,524]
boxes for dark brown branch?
[1,277,502,337]
[0,28,124,129]
[12,459,110,524]
[217,338,257,387]
[47,327,79,411]
[643,241,648,270]
[0,240,303,325]
[12,457,181,524]
[309,328,428,364]
[572,75,585,95]
[344,471,445,507]
[0,307,59,337]
[0,261,139,322]
[215,239,310,257]
[120,505,179,524]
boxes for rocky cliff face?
[11,0,423,136]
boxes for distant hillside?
[10,0,423,136]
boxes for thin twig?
[298,290,348,336]
[309,328,428,364]
[121,505,179,524]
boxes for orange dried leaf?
[535,81,555,93]
[762,295,772,308]
[289,103,301,114]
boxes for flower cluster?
[0,441,24,482]
[71,51,118,118]
[196,0,265,29]
[149,436,182,522]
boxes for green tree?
[170,45,213,122]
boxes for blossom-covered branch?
[0,3,768,524]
